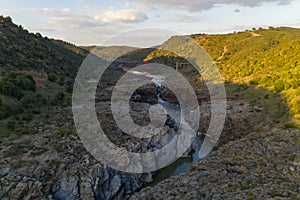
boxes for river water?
[129,70,203,187]
[147,82,203,187]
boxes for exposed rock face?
[0,101,182,200]
[160,86,178,103]
[132,84,158,104]
[0,107,153,200]
[131,128,300,199]
[50,164,145,200]
[0,85,255,200]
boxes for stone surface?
[131,128,300,199]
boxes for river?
[129,70,203,187]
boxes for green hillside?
[144,27,300,128]
[1,16,299,136]
[0,16,299,200]
[0,16,87,135]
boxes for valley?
[0,16,299,199]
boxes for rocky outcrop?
[0,89,258,200]
[160,86,178,103]
[131,128,300,199]
[132,84,158,104]
[0,102,183,200]
[0,107,152,200]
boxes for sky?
[1,0,300,47]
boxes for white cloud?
[29,8,147,29]
[21,8,143,45]
[94,9,148,23]
[48,17,97,29]
[30,8,72,16]
[28,8,98,29]
[122,0,293,11]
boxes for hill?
[0,17,158,199]
[0,16,88,135]
[132,27,300,200]
[0,16,299,199]
[144,27,300,128]
[81,45,138,61]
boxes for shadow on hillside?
[215,82,292,147]
[94,49,295,149]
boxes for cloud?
[28,8,97,29]
[30,8,71,16]
[122,0,293,11]
[22,8,144,45]
[94,9,148,23]
[48,17,97,29]
[28,8,147,30]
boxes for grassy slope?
[1,15,299,135]
[0,16,87,136]
[144,27,300,128]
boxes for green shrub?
[0,80,24,99]
[56,91,65,101]
[6,73,35,91]
[0,103,23,119]
[274,80,285,93]
[66,85,73,93]
[0,73,36,99]
[21,94,37,108]
[284,123,297,129]
[4,145,27,158]
[48,73,57,82]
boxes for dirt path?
[218,32,262,60]
[218,46,228,60]
[250,31,262,37]
[240,31,262,43]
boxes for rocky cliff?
[132,128,300,199]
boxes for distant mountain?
[82,45,138,61]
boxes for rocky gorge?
[0,63,257,199]
[132,128,300,199]
[0,17,299,199]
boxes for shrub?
[21,94,37,108]
[48,73,57,82]
[0,80,24,99]
[284,123,297,129]
[6,73,35,91]
[274,80,285,93]
[56,91,65,101]
[0,73,36,99]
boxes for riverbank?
[131,128,300,199]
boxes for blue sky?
[1,0,300,47]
